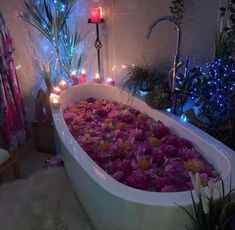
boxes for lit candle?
[93,73,101,83]
[50,93,60,108]
[70,70,79,85]
[58,80,68,90]
[80,69,87,84]
[52,87,62,95]
[89,7,102,23]
[104,77,115,86]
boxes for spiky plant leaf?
[121,63,168,100]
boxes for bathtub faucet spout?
[146,16,182,114]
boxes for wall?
[0,0,221,122]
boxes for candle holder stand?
[88,18,105,78]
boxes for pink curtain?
[0,12,29,148]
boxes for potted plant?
[121,62,171,110]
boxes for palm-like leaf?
[61,23,85,73]
[23,0,74,49]
[121,63,168,99]
[23,0,83,76]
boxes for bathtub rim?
[52,83,234,207]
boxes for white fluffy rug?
[0,167,94,230]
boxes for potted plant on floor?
[121,62,171,110]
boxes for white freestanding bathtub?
[52,83,234,230]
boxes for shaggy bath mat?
[0,167,94,230]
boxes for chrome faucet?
[146,16,182,114]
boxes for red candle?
[104,78,115,86]
[90,7,102,23]
[93,73,101,83]
[70,70,79,85]
[80,69,87,83]
[58,80,68,90]
[52,87,62,95]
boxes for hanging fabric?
[0,11,29,148]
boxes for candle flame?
[99,7,103,18]
[50,93,59,104]
[53,87,61,92]
[95,73,100,79]
[106,78,112,82]
[81,69,86,74]
[60,80,67,85]
[71,70,77,75]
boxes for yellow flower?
[138,159,151,171]
[184,159,204,173]
[100,142,110,151]
[121,140,132,151]
[137,113,147,121]
[116,122,126,130]
[148,137,161,147]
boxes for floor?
[0,150,51,184]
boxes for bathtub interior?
[59,83,231,179]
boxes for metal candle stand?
[88,18,105,78]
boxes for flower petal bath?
[63,98,217,192]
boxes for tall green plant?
[61,24,85,75]
[23,0,84,78]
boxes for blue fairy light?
[180,114,187,122]
[61,4,66,12]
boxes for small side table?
[0,149,21,180]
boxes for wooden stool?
[0,149,21,180]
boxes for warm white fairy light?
[16,64,22,70]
